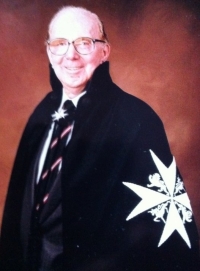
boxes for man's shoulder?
[112,83,160,123]
[28,89,61,124]
[35,89,61,111]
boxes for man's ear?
[102,43,110,62]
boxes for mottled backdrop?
[1,0,200,235]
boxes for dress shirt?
[36,89,86,183]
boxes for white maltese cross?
[123,150,193,248]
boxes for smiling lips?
[66,67,81,70]
[65,67,82,74]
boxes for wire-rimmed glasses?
[47,37,106,56]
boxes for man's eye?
[59,41,66,46]
[51,40,66,47]
[76,39,90,46]
[81,40,90,45]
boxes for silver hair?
[48,6,108,42]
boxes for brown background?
[1,0,200,236]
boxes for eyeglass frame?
[46,37,106,56]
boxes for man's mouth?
[66,67,81,71]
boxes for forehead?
[49,13,100,40]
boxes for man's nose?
[65,43,79,59]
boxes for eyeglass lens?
[48,37,95,55]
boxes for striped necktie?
[35,100,76,212]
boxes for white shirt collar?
[59,89,86,109]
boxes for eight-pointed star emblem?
[52,108,68,121]
[123,150,193,248]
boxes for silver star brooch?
[51,108,68,121]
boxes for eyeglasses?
[47,37,106,56]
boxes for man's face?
[47,14,110,97]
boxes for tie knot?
[62,100,76,114]
[59,100,75,126]
[51,100,76,125]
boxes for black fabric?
[0,62,199,271]
[35,99,76,209]
[25,100,76,271]
[26,172,63,271]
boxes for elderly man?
[0,5,199,271]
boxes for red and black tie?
[34,100,76,212]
